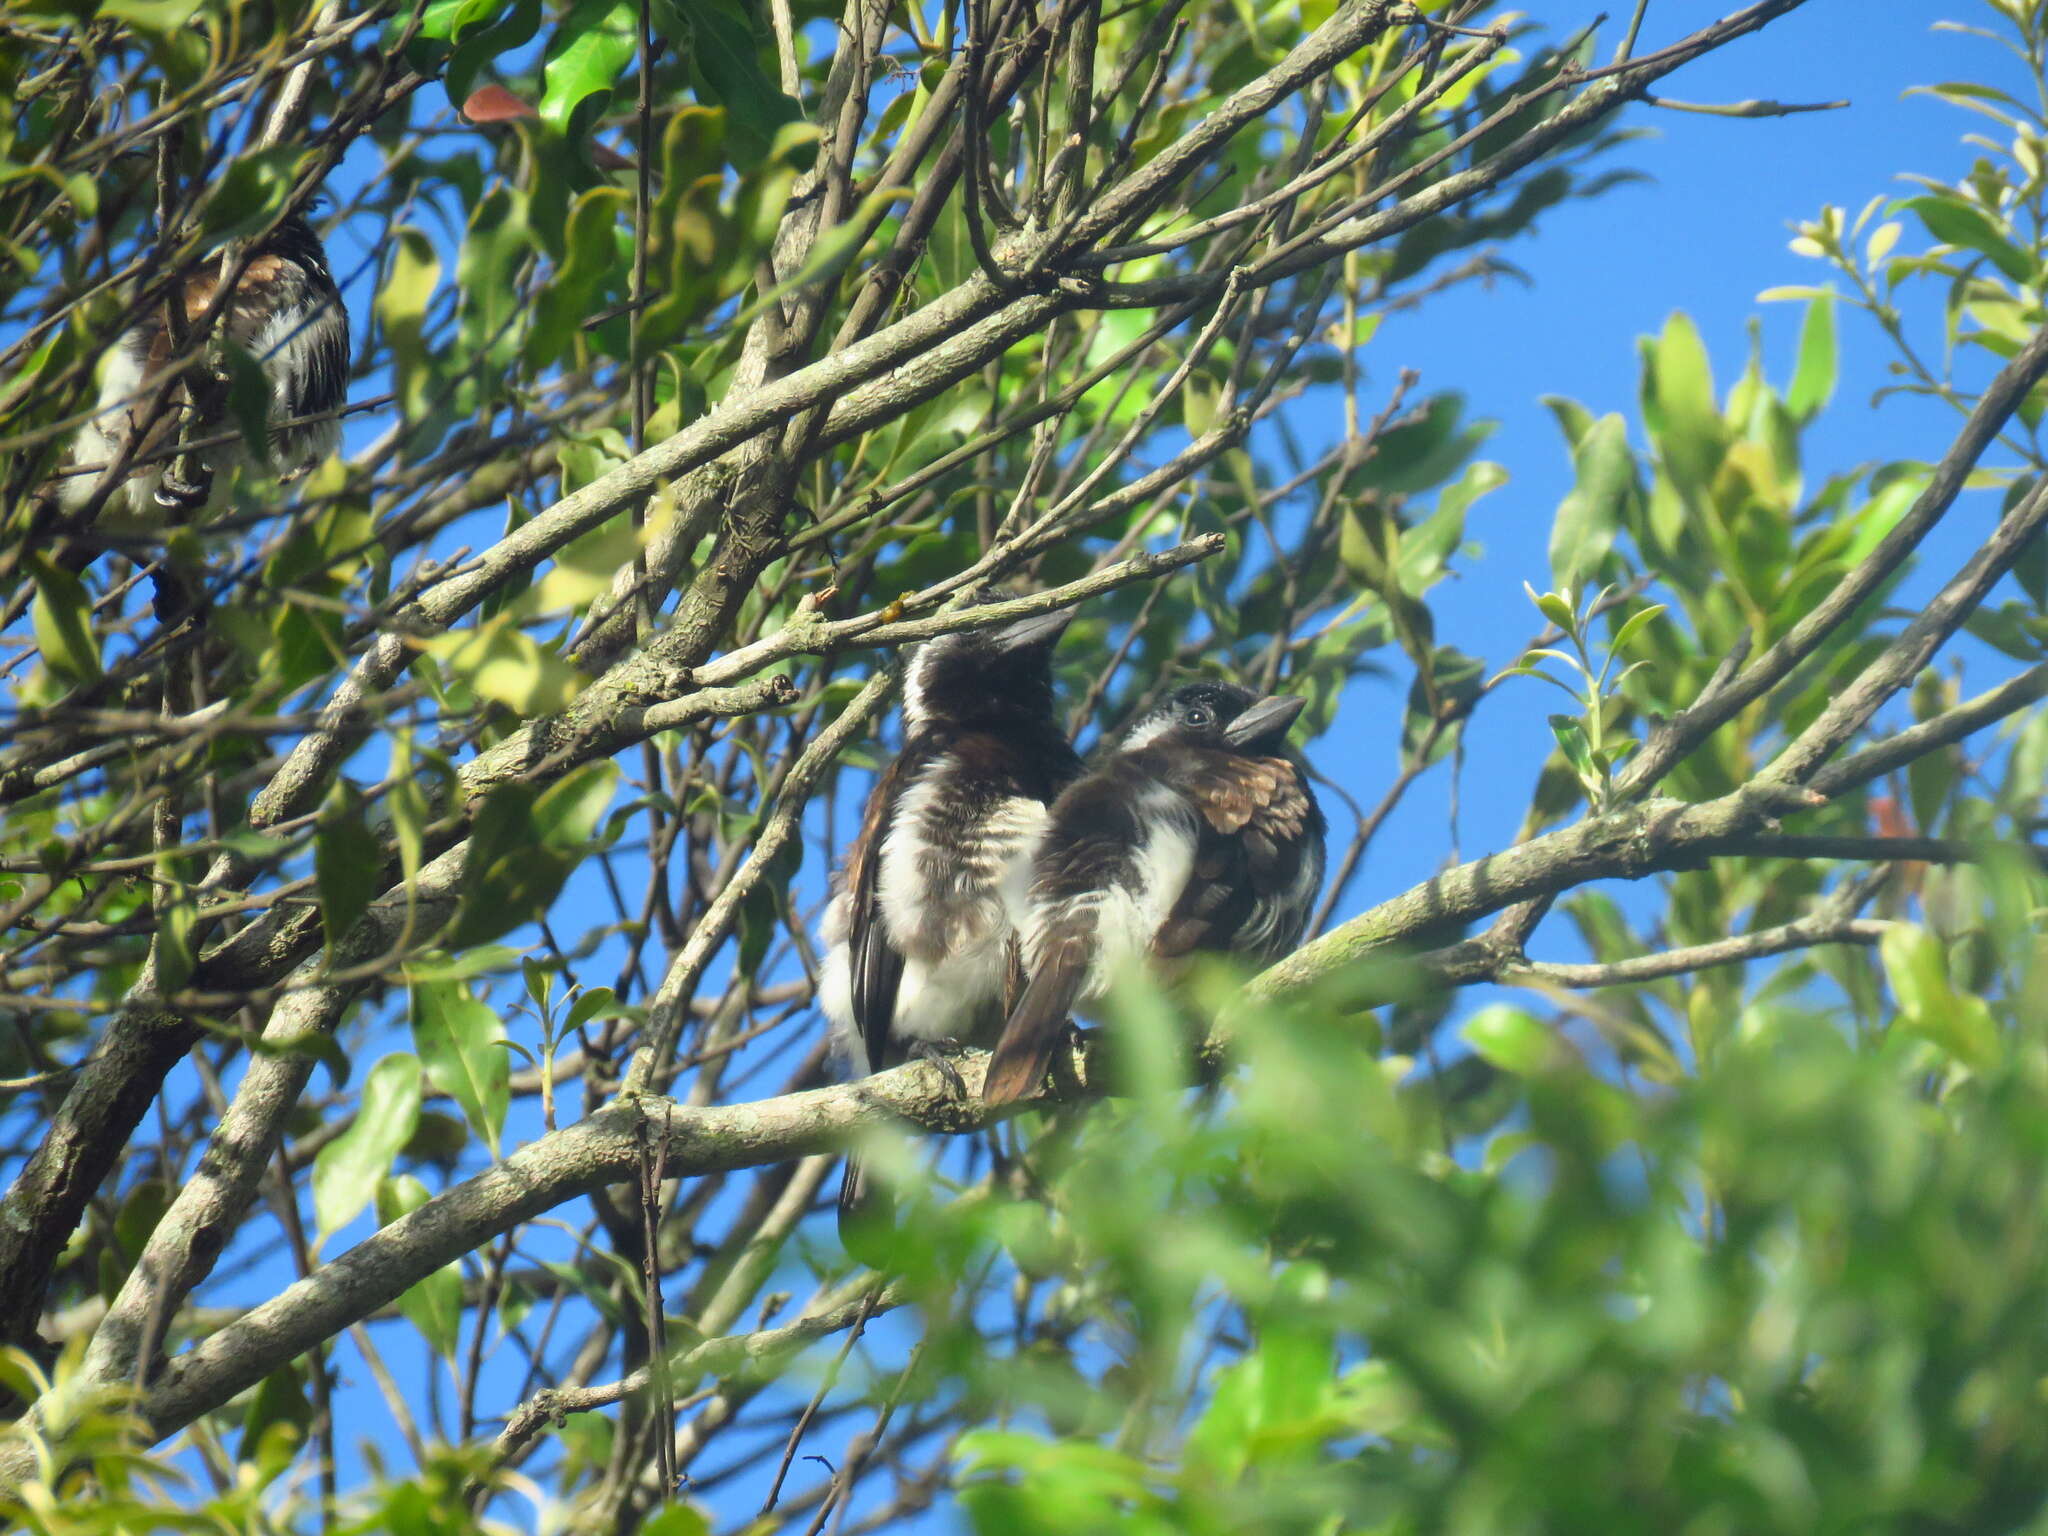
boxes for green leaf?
[536,758,621,848]
[527,187,629,369]
[1879,924,2000,1070]
[1540,393,1596,452]
[1548,713,1599,787]
[376,227,441,421]
[425,611,582,717]
[1549,412,1636,588]
[315,783,378,955]
[1645,311,1726,493]
[388,734,429,894]
[196,148,306,242]
[239,1364,312,1466]
[2015,517,2046,609]
[640,1506,711,1536]
[456,186,532,377]
[1357,393,1495,496]
[412,978,511,1156]
[1897,193,2035,284]
[27,568,98,686]
[1525,583,1577,635]
[1462,1005,1555,1075]
[152,869,198,996]
[312,1053,424,1238]
[1401,646,1484,769]
[377,1175,464,1356]
[1608,602,1668,657]
[449,0,543,99]
[417,0,503,41]
[540,0,638,138]
[97,0,202,35]
[1786,292,1837,424]
[566,985,621,1030]
[685,0,804,158]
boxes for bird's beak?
[1224,693,1306,748]
[991,605,1077,653]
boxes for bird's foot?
[909,1038,969,1100]
[155,462,213,512]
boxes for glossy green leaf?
[1608,602,1668,657]
[1548,712,1598,785]
[417,0,502,40]
[424,612,581,716]
[1645,311,1726,492]
[1541,393,1597,452]
[686,0,803,157]
[152,866,198,995]
[97,0,203,35]
[456,186,532,377]
[1358,393,1494,496]
[527,187,629,369]
[449,762,617,949]
[448,0,543,98]
[26,553,100,684]
[565,985,622,1031]
[1525,583,1577,634]
[1880,924,2000,1070]
[1898,193,2035,284]
[1401,646,1484,768]
[412,978,510,1156]
[540,0,638,138]
[196,148,305,241]
[1781,296,1837,431]
[312,1053,423,1238]
[315,783,378,954]
[1549,412,1636,589]
[376,227,441,421]
[239,1365,312,1467]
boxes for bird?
[819,603,1084,1250]
[982,680,1326,1106]
[59,208,348,531]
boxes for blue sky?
[1326,3,2023,933]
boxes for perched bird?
[983,681,1326,1106]
[819,604,1084,1246]
[61,209,347,525]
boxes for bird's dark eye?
[1184,707,1209,727]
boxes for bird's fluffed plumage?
[819,605,1082,1247]
[983,682,1326,1105]
[63,211,347,523]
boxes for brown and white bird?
[62,210,347,525]
[819,605,1084,1248]
[982,681,1325,1105]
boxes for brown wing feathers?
[1182,754,1312,839]
[982,926,1089,1105]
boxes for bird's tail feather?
[983,947,1085,1105]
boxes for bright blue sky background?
[1329,3,2020,941]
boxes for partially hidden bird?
[982,680,1326,1106]
[819,604,1083,1249]
[60,209,347,528]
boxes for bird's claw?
[910,1039,969,1100]
[155,462,212,511]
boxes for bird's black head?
[1122,681,1307,753]
[258,207,337,288]
[901,604,1074,735]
